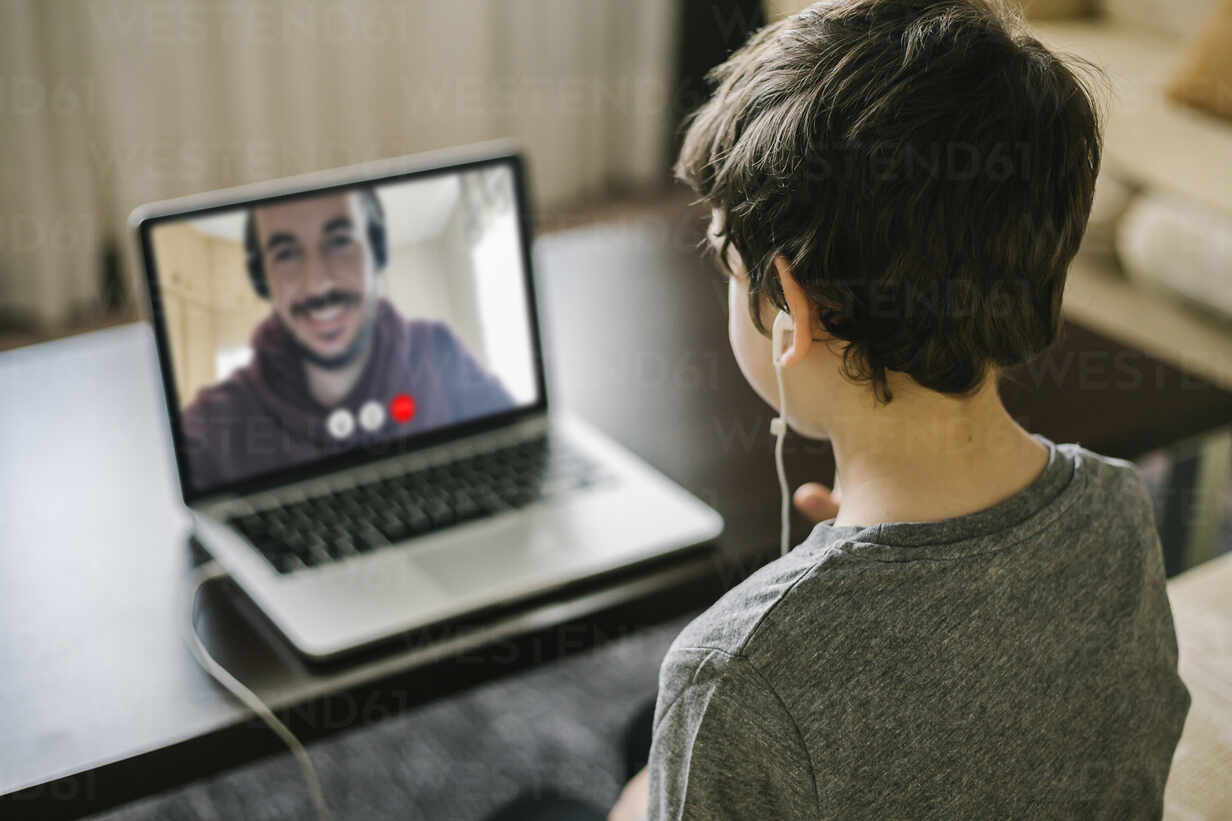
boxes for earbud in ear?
[772,309,794,368]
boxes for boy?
[608,0,1191,818]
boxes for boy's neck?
[827,376,1049,529]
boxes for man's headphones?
[243,187,388,299]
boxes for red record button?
[390,393,416,424]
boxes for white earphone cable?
[772,412,790,557]
[771,311,792,557]
[186,560,333,821]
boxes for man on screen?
[180,186,517,491]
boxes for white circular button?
[326,408,355,440]
[358,400,385,432]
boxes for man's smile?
[291,290,361,344]
[301,302,352,340]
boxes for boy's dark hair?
[677,0,1103,402]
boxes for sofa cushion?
[1166,0,1232,122]
[1032,21,1232,218]
[1117,191,1232,320]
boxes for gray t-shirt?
[647,436,1190,819]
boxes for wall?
[0,0,680,328]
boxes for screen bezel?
[136,150,549,504]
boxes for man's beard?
[282,291,377,371]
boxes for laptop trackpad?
[410,523,579,597]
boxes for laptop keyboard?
[226,434,607,575]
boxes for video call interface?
[150,164,539,494]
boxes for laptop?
[131,141,723,661]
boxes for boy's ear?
[773,255,813,367]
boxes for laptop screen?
[145,159,543,498]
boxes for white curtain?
[0,0,678,327]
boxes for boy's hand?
[608,766,649,821]
[793,481,841,522]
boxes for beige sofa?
[1029,1,1232,393]
[1162,551,1232,821]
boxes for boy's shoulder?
[668,440,1155,670]
[666,538,862,669]
[1056,440,1157,527]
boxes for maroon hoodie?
[180,299,517,494]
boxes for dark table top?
[4,196,1231,819]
